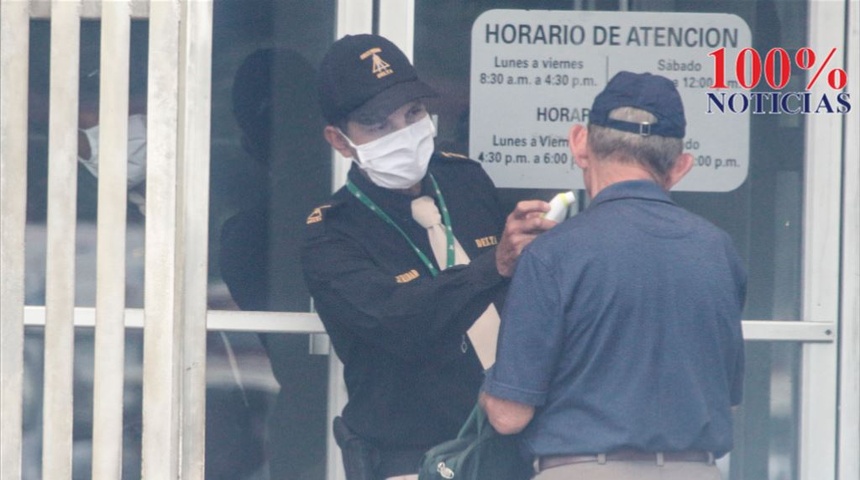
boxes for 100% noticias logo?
[706,47,851,114]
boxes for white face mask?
[78,113,148,189]
[342,115,436,189]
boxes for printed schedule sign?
[469,10,751,192]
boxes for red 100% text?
[709,47,847,90]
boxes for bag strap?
[458,403,495,439]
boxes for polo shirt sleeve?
[482,248,563,407]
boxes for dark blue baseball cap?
[589,71,686,138]
[318,34,437,125]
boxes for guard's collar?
[347,163,432,219]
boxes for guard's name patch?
[475,235,499,248]
[395,269,420,284]
[306,205,331,224]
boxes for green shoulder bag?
[418,404,533,480]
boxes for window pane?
[207,2,337,477]
[729,342,801,480]
[206,331,329,480]
[414,0,808,322]
[414,2,811,480]
[208,0,334,313]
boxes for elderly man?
[302,34,554,479]
[481,71,746,480]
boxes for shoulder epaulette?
[306,204,333,225]
[306,189,352,226]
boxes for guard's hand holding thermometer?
[542,191,576,222]
[496,200,558,277]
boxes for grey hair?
[587,107,683,182]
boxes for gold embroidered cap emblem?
[360,47,393,79]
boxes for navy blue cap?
[589,71,686,138]
[318,34,437,125]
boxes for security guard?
[301,34,555,480]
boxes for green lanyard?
[347,174,455,277]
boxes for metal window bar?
[42,3,82,480]
[141,0,182,477]
[91,2,131,479]
[0,2,31,479]
[176,1,213,479]
[329,6,374,479]
[839,2,860,478]
[140,0,213,479]
[16,308,838,342]
[378,0,414,59]
[799,3,845,479]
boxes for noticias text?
[707,92,851,114]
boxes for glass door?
[398,1,847,479]
[205,2,340,480]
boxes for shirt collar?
[347,163,431,220]
[589,179,675,208]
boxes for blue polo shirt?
[483,180,746,459]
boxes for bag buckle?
[437,461,455,479]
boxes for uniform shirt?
[483,180,746,459]
[302,153,508,456]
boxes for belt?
[536,450,715,472]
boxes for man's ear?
[569,124,589,169]
[665,152,694,190]
[324,125,355,158]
